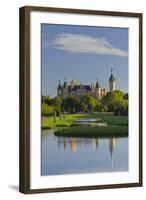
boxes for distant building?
[57,68,116,100]
[109,68,116,92]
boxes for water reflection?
[73,118,107,127]
[42,131,128,175]
[57,136,116,155]
[109,138,117,168]
[56,136,118,168]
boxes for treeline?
[41,90,128,116]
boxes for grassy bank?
[54,125,128,137]
[41,113,128,129]
[41,114,82,129]
[98,115,128,126]
[42,113,128,137]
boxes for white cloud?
[43,33,128,57]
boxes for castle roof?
[109,74,115,81]
[57,80,62,90]
[84,85,92,91]
[109,68,115,81]
[96,80,101,88]
[63,81,68,88]
[68,85,91,91]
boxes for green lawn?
[42,113,128,128]
[98,115,128,126]
[42,113,128,137]
[41,114,83,129]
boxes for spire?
[109,67,115,81]
[63,77,68,88]
[57,80,62,90]
[96,78,100,88]
[111,67,113,74]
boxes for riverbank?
[54,125,128,137]
[42,113,128,128]
[41,114,83,129]
[41,113,128,137]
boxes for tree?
[116,99,128,115]
[49,96,62,115]
[41,95,51,105]
[101,90,128,115]
[95,100,106,112]
[41,95,46,103]
[87,96,97,112]
[41,103,53,115]
[79,101,86,113]
[123,93,128,100]
[62,97,79,113]
[80,95,97,113]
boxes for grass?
[41,113,128,137]
[98,115,128,126]
[41,114,83,129]
[42,113,128,128]
[54,125,128,137]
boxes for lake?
[41,129,128,176]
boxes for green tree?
[41,95,46,103]
[62,97,79,113]
[123,93,128,100]
[95,100,105,112]
[41,103,53,115]
[101,90,128,115]
[79,101,86,112]
[116,98,128,115]
[80,95,97,113]
[41,95,51,105]
[51,96,62,114]
[87,96,97,112]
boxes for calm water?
[41,130,128,176]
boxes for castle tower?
[62,78,68,99]
[96,78,100,89]
[109,68,116,92]
[94,78,102,99]
[57,80,62,96]
[70,78,77,89]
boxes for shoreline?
[41,113,128,137]
[54,125,128,138]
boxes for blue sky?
[41,24,128,97]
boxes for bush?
[41,103,53,115]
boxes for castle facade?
[57,68,115,100]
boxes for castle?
[57,68,116,100]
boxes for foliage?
[62,97,80,113]
[41,103,53,115]
[101,90,128,115]
[41,95,51,105]
[80,95,97,112]
[41,113,128,129]
[41,90,128,116]
[124,93,128,100]
[52,96,62,114]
